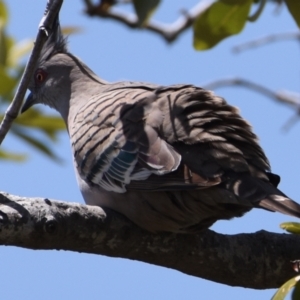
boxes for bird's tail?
[257,195,300,218]
[226,172,300,219]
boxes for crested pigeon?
[22,16,300,233]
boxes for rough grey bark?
[0,191,299,289]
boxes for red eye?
[35,69,47,84]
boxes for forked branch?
[82,0,213,43]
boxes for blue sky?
[1,1,300,299]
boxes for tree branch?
[1,191,299,289]
[203,77,300,109]
[0,0,63,145]
[82,0,213,43]
[233,31,300,53]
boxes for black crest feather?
[39,14,68,65]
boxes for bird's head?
[22,14,106,121]
[22,15,82,121]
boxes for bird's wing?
[70,84,189,192]
[128,84,272,191]
[71,83,269,192]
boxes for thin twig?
[233,31,300,53]
[281,113,300,132]
[248,0,267,22]
[203,77,300,130]
[202,78,300,131]
[83,0,213,43]
[203,77,300,109]
[0,0,64,145]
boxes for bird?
[21,16,300,233]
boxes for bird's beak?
[21,92,35,114]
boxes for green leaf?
[16,109,66,140]
[133,0,160,27]
[0,0,8,27]
[0,1,11,66]
[61,26,82,36]
[280,222,300,234]
[0,148,26,161]
[12,127,62,161]
[193,0,253,50]
[0,65,17,95]
[7,39,32,67]
[285,0,300,28]
[272,275,300,300]
[292,281,300,300]
[0,25,7,65]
